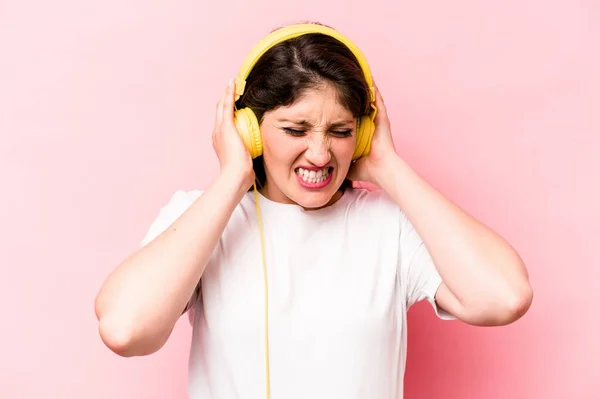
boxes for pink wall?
[1,0,598,398]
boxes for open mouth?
[294,166,334,189]
[295,167,332,184]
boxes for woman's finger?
[373,83,388,123]
[221,79,236,130]
[214,83,228,134]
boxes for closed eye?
[331,129,352,138]
[283,128,353,138]
[283,127,306,137]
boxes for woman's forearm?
[95,171,248,357]
[375,154,532,324]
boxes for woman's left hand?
[347,83,398,186]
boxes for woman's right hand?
[212,79,255,190]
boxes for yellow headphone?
[233,23,376,399]
[233,23,378,161]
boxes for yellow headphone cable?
[253,181,270,399]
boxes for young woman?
[95,23,533,399]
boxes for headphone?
[232,24,376,399]
[232,23,378,161]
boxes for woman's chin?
[296,196,332,210]
[263,175,346,209]
[289,184,344,210]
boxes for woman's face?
[259,84,357,209]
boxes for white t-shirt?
[140,187,454,399]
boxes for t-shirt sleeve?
[139,189,203,247]
[139,189,204,313]
[397,209,455,320]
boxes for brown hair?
[236,23,371,190]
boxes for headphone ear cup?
[352,115,375,160]
[234,108,263,159]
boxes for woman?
[95,22,533,399]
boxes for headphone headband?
[233,23,376,108]
[232,23,378,161]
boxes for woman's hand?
[212,79,255,190]
[351,84,533,327]
[347,83,399,186]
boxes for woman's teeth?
[296,167,330,183]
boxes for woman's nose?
[304,135,331,167]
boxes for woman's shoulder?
[344,186,399,210]
[169,188,204,204]
[153,188,205,218]
[139,189,204,247]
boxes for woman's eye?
[283,128,305,136]
[331,129,352,137]
[283,128,352,137]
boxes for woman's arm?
[94,172,248,357]
[375,154,533,326]
[349,84,533,326]
[95,79,255,356]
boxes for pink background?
[1,0,598,398]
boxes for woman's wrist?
[371,152,408,190]
[216,168,253,200]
